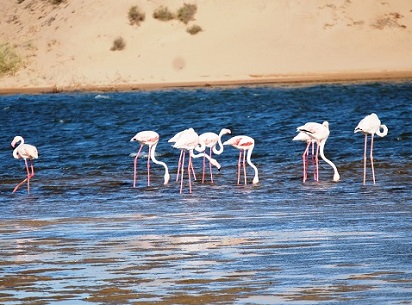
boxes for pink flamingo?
[198,128,231,183]
[11,136,39,193]
[130,131,170,187]
[293,132,316,182]
[168,128,197,182]
[223,135,259,185]
[172,128,221,194]
[354,113,388,185]
[296,121,340,182]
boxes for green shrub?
[177,3,197,24]
[0,43,20,75]
[153,6,175,21]
[110,37,126,51]
[187,24,202,35]
[128,6,145,26]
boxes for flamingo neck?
[150,143,170,184]
[376,124,388,137]
[213,131,225,155]
[246,146,259,184]
[319,141,340,182]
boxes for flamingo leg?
[147,145,151,186]
[311,141,316,181]
[13,159,31,193]
[202,154,206,183]
[188,152,193,194]
[190,160,197,181]
[315,143,320,182]
[209,147,214,183]
[243,149,247,185]
[237,151,242,185]
[180,150,185,194]
[302,141,311,183]
[176,150,183,182]
[370,134,376,185]
[133,144,144,188]
[363,134,368,185]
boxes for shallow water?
[0,81,411,304]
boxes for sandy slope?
[1,0,411,93]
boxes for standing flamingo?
[223,135,259,185]
[11,136,39,193]
[130,130,170,187]
[296,121,340,182]
[354,113,388,185]
[172,128,221,194]
[293,132,316,182]
[198,128,231,183]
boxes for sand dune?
[0,0,411,93]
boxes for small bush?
[177,3,197,24]
[0,43,20,75]
[187,24,202,35]
[128,6,145,26]
[153,6,175,21]
[111,37,126,51]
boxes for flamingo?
[130,130,170,187]
[354,113,388,185]
[11,136,38,193]
[293,132,316,182]
[296,121,340,182]
[198,128,231,183]
[223,135,259,185]
[172,128,221,194]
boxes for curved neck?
[376,124,388,137]
[150,143,170,184]
[246,146,259,184]
[213,131,225,155]
[194,140,206,152]
[319,141,340,182]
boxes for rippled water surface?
[1,81,411,304]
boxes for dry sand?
[1,0,412,94]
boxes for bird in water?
[11,136,39,193]
[130,130,170,187]
[198,128,231,183]
[296,121,340,182]
[354,113,388,185]
[223,135,259,185]
[172,128,221,194]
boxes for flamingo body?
[223,135,259,185]
[354,113,388,185]
[130,130,170,187]
[11,136,38,193]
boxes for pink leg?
[202,154,206,183]
[363,134,368,185]
[243,149,247,185]
[209,147,214,183]
[13,159,31,193]
[133,144,144,188]
[180,150,186,194]
[190,160,197,181]
[176,150,183,182]
[315,143,320,182]
[188,153,193,194]
[237,151,242,185]
[302,141,311,183]
[147,146,151,186]
[370,134,375,185]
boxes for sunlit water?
[0,81,411,304]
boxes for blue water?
[0,81,411,304]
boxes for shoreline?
[1,71,412,95]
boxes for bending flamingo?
[293,132,316,182]
[198,128,231,183]
[296,121,340,182]
[130,130,170,187]
[354,113,388,185]
[172,128,221,194]
[223,135,259,185]
[11,136,38,193]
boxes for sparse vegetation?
[177,3,197,24]
[0,43,20,75]
[50,0,64,4]
[111,37,126,51]
[153,6,175,21]
[128,6,145,26]
[187,24,202,35]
